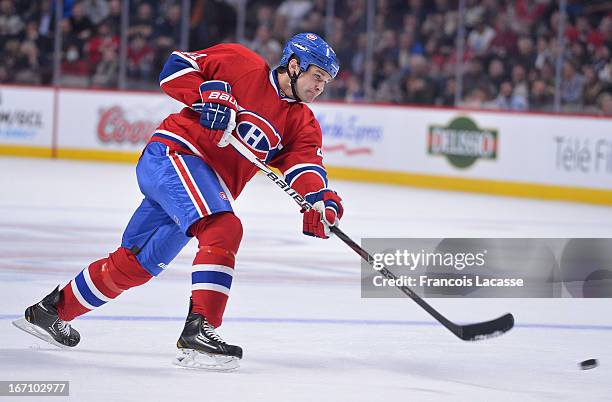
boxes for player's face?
[297,66,332,103]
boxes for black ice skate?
[12,286,81,348]
[173,303,242,371]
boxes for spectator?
[0,0,609,116]
[529,79,554,111]
[69,1,95,42]
[487,58,507,90]
[30,0,54,38]
[298,10,324,34]
[463,58,491,95]
[592,45,610,74]
[127,34,154,84]
[489,14,519,58]
[511,64,529,100]
[61,43,90,86]
[598,59,612,86]
[534,35,553,69]
[14,41,41,84]
[344,0,367,42]
[376,29,399,60]
[401,55,436,104]
[468,20,496,55]
[86,22,119,66]
[82,0,109,25]
[154,4,182,48]
[569,41,589,66]
[249,25,282,67]
[91,47,118,88]
[245,4,274,39]
[597,92,612,116]
[397,30,424,71]
[514,35,536,68]
[104,0,121,33]
[561,59,585,106]
[437,77,456,106]
[582,64,605,107]
[350,33,368,76]
[276,0,312,33]
[129,2,154,41]
[189,0,237,48]
[0,65,9,83]
[494,81,528,110]
[0,0,25,37]
[460,87,490,109]
[344,74,366,103]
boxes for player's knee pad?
[106,247,154,290]
[190,212,243,260]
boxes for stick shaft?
[228,135,513,341]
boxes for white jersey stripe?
[166,147,204,217]
[283,163,324,177]
[159,67,199,87]
[287,170,327,188]
[154,130,236,202]
[192,264,234,276]
[70,280,96,310]
[191,283,231,295]
[155,130,203,157]
[83,266,113,302]
[173,51,200,70]
[175,153,211,215]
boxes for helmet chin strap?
[288,70,303,102]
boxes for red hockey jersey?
[152,44,329,201]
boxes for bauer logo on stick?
[235,111,281,162]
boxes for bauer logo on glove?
[192,80,238,132]
[192,80,238,147]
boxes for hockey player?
[14,33,344,371]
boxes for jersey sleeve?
[158,50,209,107]
[270,108,329,199]
[158,45,268,108]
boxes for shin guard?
[189,212,243,328]
[57,247,153,321]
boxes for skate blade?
[12,318,71,350]
[173,348,240,371]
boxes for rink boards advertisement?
[0,85,610,204]
[0,86,54,157]
[56,89,182,162]
[310,102,612,203]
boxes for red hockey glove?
[302,190,344,239]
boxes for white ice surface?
[1,157,611,402]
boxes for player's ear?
[288,57,300,75]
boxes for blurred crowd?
[0,0,611,115]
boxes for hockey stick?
[227,136,514,341]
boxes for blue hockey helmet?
[279,33,339,79]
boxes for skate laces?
[202,320,226,344]
[55,319,72,337]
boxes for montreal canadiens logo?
[235,111,281,160]
[306,33,317,40]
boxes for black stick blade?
[458,313,515,341]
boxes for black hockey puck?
[579,359,598,370]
